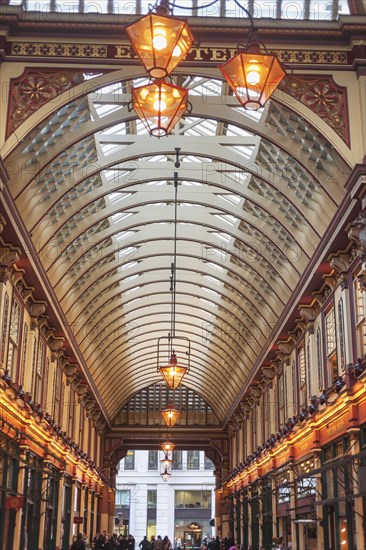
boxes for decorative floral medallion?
[6,68,105,138]
[281,75,349,145]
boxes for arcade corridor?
[0,0,366,548]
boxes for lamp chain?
[169,150,180,354]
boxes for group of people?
[70,532,285,550]
[71,532,136,550]
[139,534,173,550]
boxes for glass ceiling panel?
[8,0,351,17]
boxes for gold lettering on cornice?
[10,42,348,65]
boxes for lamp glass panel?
[125,13,194,78]
[161,440,175,454]
[220,51,285,110]
[161,407,180,427]
[160,454,173,469]
[132,81,188,136]
[160,363,187,389]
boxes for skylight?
[214,214,237,226]
[94,104,123,118]
[217,194,241,206]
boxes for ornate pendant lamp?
[160,454,173,469]
[157,161,190,387]
[161,439,175,454]
[125,6,194,79]
[131,79,189,137]
[161,401,181,428]
[159,350,188,390]
[161,466,172,482]
[219,31,286,111]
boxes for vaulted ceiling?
[3,62,352,426]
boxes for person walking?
[140,536,150,550]
[71,533,86,550]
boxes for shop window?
[353,274,366,357]
[325,306,338,387]
[124,450,135,470]
[6,298,21,378]
[146,518,156,539]
[187,450,200,470]
[148,450,158,470]
[172,450,182,470]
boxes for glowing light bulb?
[153,27,167,51]
[247,69,261,86]
[153,98,167,112]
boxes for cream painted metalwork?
[3,69,352,424]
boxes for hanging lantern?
[161,466,171,482]
[161,401,180,427]
[131,79,189,137]
[159,350,188,390]
[160,454,173,469]
[161,439,175,454]
[125,12,194,79]
[219,42,286,111]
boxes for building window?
[316,327,323,391]
[6,298,21,378]
[116,489,130,508]
[148,451,158,470]
[34,339,45,405]
[124,451,135,470]
[353,274,366,357]
[172,450,182,470]
[67,385,75,439]
[337,298,346,371]
[298,342,307,408]
[292,360,297,415]
[147,489,157,509]
[325,306,338,386]
[0,292,9,364]
[175,490,211,509]
[204,455,215,470]
[187,450,200,470]
[53,364,62,425]
[79,405,84,447]
[19,322,28,386]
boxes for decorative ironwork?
[281,75,349,144]
[6,68,106,137]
